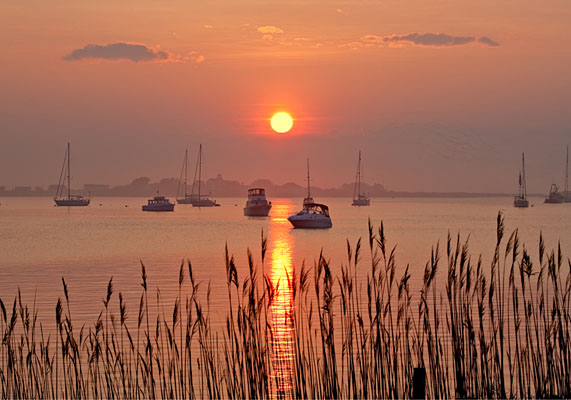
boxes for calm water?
[1,195,570,325]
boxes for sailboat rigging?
[176,149,193,204]
[189,144,219,207]
[352,151,370,206]
[53,143,90,207]
[513,152,529,208]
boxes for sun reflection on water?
[268,201,295,399]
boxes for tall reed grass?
[1,212,569,398]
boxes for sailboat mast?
[565,146,569,198]
[198,144,202,198]
[184,149,188,197]
[307,158,311,199]
[358,151,362,195]
[67,142,71,199]
[522,152,527,198]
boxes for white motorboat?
[288,203,332,229]
[243,188,272,216]
[54,143,90,207]
[288,158,332,229]
[352,150,370,206]
[513,152,529,208]
[142,194,175,212]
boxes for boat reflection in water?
[268,202,295,399]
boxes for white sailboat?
[513,152,529,208]
[288,158,332,229]
[53,143,90,207]
[176,149,193,204]
[352,150,370,206]
[189,144,219,207]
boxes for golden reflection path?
[268,201,295,400]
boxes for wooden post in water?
[412,367,426,399]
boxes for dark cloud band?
[64,42,170,62]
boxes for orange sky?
[0,0,570,192]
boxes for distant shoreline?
[0,193,547,199]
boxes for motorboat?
[513,152,529,208]
[243,188,272,216]
[54,143,90,206]
[352,150,370,206]
[142,194,175,211]
[288,158,332,229]
[288,203,332,229]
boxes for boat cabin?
[148,196,171,205]
[248,188,266,197]
[300,203,330,216]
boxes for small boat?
[243,188,272,216]
[544,184,565,204]
[352,150,370,206]
[189,144,219,207]
[288,158,332,229]
[142,193,175,212]
[54,143,90,207]
[513,152,529,208]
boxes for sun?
[270,112,293,133]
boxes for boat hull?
[142,204,175,212]
[352,198,370,206]
[54,198,90,207]
[244,204,271,217]
[544,197,564,204]
[191,199,219,207]
[288,215,332,229]
[513,198,529,208]
[176,198,193,204]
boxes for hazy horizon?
[1,0,570,193]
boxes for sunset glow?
[270,112,293,133]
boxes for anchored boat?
[54,143,90,207]
[288,158,332,229]
[243,188,272,216]
[513,152,529,208]
[352,150,370,206]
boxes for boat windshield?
[248,188,265,196]
[300,203,329,216]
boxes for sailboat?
[53,143,90,207]
[544,147,567,204]
[176,149,193,204]
[352,151,370,206]
[189,144,219,207]
[288,158,332,229]
[513,152,529,208]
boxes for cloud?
[203,24,214,29]
[64,42,170,62]
[64,42,204,63]
[257,25,284,35]
[478,36,500,47]
[384,32,475,46]
[345,32,500,48]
